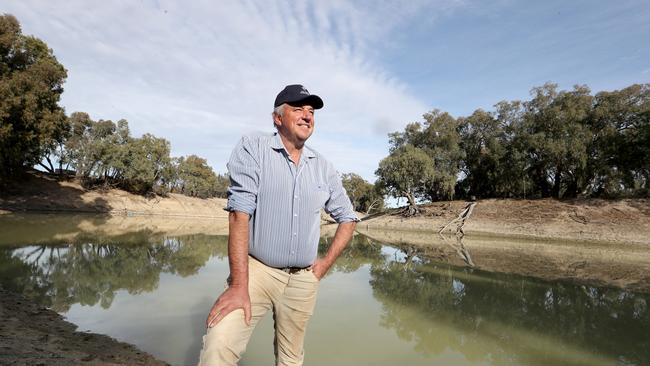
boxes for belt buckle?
[281,266,303,274]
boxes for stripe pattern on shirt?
[225,132,358,268]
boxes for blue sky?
[2,0,648,181]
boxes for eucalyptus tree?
[121,133,172,194]
[0,14,67,181]
[388,110,464,201]
[341,172,384,213]
[514,83,593,198]
[176,154,219,198]
[458,109,508,198]
[63,113,120,180]
[375,144,436,215]
[589,84,650,196]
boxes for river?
[0,214,648,365]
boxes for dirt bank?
[360,199,650,245]
[0,286,168,366]
[0,172,229,218]
[356,199,650,292]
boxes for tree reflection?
[1,233,381,313]
[370,248,650,365]
[0,232,228,312]
[318,234,384,274]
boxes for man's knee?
[200,330,244,364]
[198,311,250,366]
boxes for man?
[198,84,358,366]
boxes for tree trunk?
[536,165,551,198]
[403,191,419,216]
[564,177,578,198]
[552,166,563,198]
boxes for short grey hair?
[273,104,285,117]
[271,104,285,129]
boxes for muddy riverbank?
[0,286,168,366]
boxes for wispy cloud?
[2,0,467,179]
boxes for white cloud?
[1,0,465,181]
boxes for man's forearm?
[228,211,250,288]
[205,210,252,328]
[319,221,356,269]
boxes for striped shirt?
[225,132,358,268]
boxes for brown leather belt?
[278,266,310,274]
[250,255,310,274]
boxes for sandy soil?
[0,286,168,366]
[0,172,229,218]
[359,199,650,245]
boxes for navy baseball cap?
[274,84,324,109]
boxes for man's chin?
[298,132,313,142]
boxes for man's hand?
[311,221,356,280]
[205,285,251,328]
[311,258,329,280]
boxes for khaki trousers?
[198,256,320,366]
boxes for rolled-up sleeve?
[225,136,260,215]
[324,164,359,223]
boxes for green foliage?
[458,109,508,198]
[341,173,384,213]
[174,155,227,198]
[588,84,650,197]
[375,144,436,208]
[62,113,173,194]
[517,83,593,198]
[60,112,226,197]
[381,83,649,201]
[0,14,67,182]
[386,110,464,201]
[121,133,172,194]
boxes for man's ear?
[273,113,282,128]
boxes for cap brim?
[287,95,324,109]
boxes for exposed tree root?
[401,204,421,217]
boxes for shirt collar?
[271,132,316,159]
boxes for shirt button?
[291,251,295,255]
[294,213,298,217]
[293,232,297,236]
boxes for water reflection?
[370,248,649,365]
[0,232,228,312]
[0,219,648,365]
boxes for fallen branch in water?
[437,201,477,267]
[438,202,477,235]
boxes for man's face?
[274,104,315,145]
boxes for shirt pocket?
[311,183,330,213]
